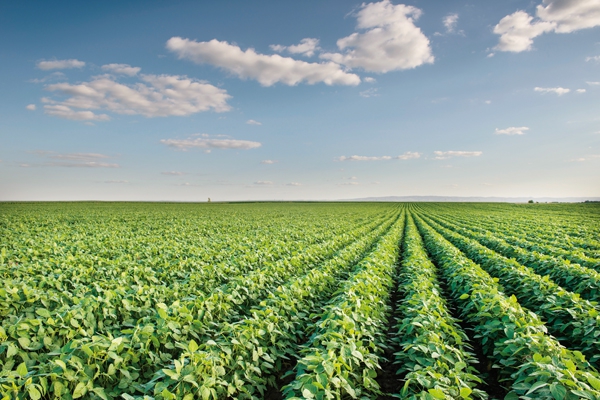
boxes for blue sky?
[1,0,599,201]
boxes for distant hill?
[341,196,600,203]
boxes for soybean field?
[1,202,600,400]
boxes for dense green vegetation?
[1,202,600,399]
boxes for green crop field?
[1,202,600,400]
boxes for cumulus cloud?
[587,81,600,86]
[246,119,262,125]
[26,104,36,111]
[160,136,261,151]
[494,0,600,52]
[320,0,433,72]
[395,151,421,159]
[270,38,320,57]
[261,159,277,164]
[37,59,85,70]
[254,180,273,185]
[44,74,231,120]
[364,77,376,83]
[495,126,529,135]
[101,63,141,76]
[443,13,459,33]
[534,86,570,95]
[337,155,392,161]
[576,89,586,93]
[434,150,482,159]
[166,37,360,86]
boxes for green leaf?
[550,383,567,400]
[459,293,469,300]
[460,387,472,399]
[16,362,28,377]
[72,382,87,399]
[189,339,199,352]
[28,387,41,400]
[588,376,600,391]
[428,388,446,399]
[526,381,548,395]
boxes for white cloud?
[338,182,359,186]
[166,37,360,86]
[30,151,119,168]
[337,155,392,161]
[286,182,302,186]
[254,180,273,185]
[101,63,141,76]
[320,0,433,72]
[104,180,129,184]
[443,13,459,33]
[246,119,262,125]
[261,159,277,164]
[587,55,600,62]
[587,81,600,86]
[44,74,230,120]
[495,126,529,135]
[43,105,110,121]
[395,151,421,159]
[534,86,570,95]
[485,100,492,104]
[494,0,600,52]
[37,59,85,70]
[359,88,379,98]
[29,72,66,83]
[26,104,36,111]
[160,137,261,151]
[161,171,186,175]
[576,89,586,93]
[364,77,376,83]
[571,155,600,162]
[270,38,320,57]
[434,150,482,159]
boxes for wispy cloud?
[586,55,600,62]
[337,155,392,161]
[534,87,570,95]
[101,63,141,76]
[161,171,186,175]
[286,182,302,186]
[29,151,120,168]
[576,89,586,93]
[254,180,273,185]
[37,59,85,70]
[587,81,600,86]
[43,104,110,121]
[104,180,129,184]
[160,136,261,151]
[434,150,482,159]
[26,104,36,111]
[571,155,600,162]
[337,152,420,161]
[246,119,262,125]
[495,126,529,135]
[260,159,277,164]
[443,13,459,33]
[359,88,379,98]
[29,72,66,83]
[395,151,421,160]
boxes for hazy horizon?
[2,0,599,201]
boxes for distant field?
[1,202,600,399]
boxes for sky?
[1,0,599,201]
